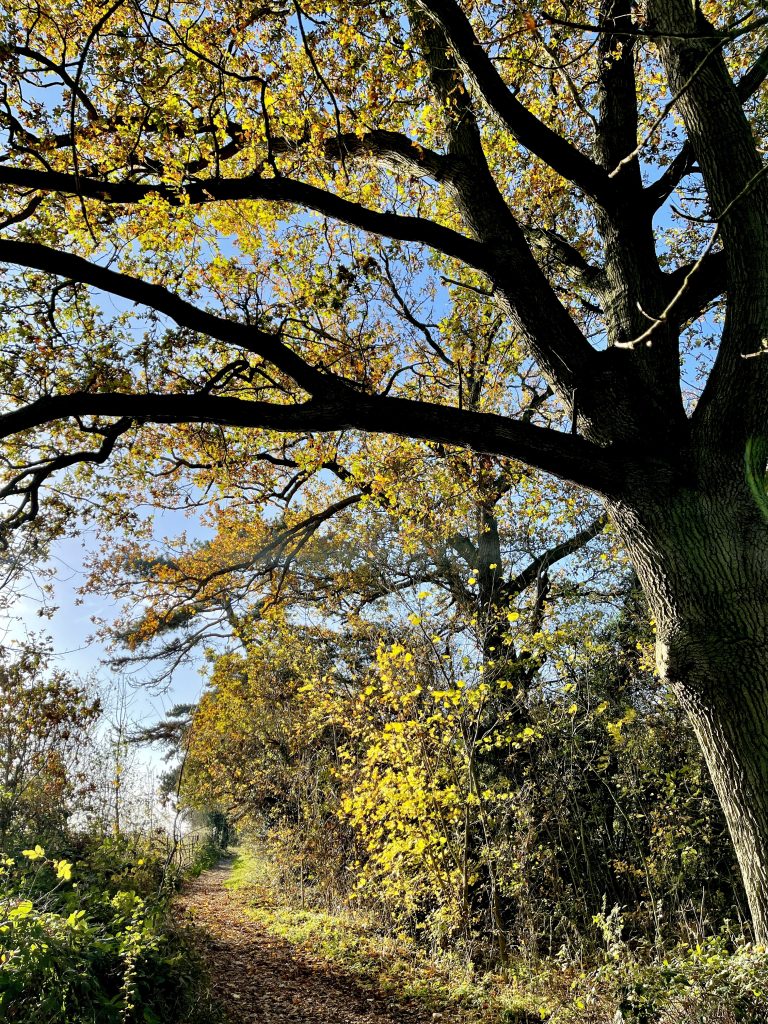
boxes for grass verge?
[224,846,565,1023]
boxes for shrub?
[575,915,768,1024]
[0,842,222,1023]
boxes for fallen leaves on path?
[175,863,453,1024]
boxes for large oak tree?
[1,0,768,933]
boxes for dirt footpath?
[176,862,442,1024]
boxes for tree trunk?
[679,679,768,939]
[608,466,768,941]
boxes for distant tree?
[0,644,100,846]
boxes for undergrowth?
[0,832,227,1024]
[227,844,768,1024]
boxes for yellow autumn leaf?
[54,859,73,881]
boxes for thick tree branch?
[322,130,451,183]
[0,389,621,495]
[644,38,768,213]
[594,0,641,185]
[0,238,333,394]
[664,248,726,326]
[0,169,489,272]
[523,227,606,294]
[0,161,612,444]
[0,235,628,492]
[414,15,603,420]
[644,145,698,213]
[736,42,768,104]
[648,0,768,445]
[584,2,683,423]
[412,0,614,205]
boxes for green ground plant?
[0,835,226,1024]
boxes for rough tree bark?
[608,464,768,937]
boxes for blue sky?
[4,512,211,769]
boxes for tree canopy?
[1,0,763,515]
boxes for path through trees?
[177,860,465,1024]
